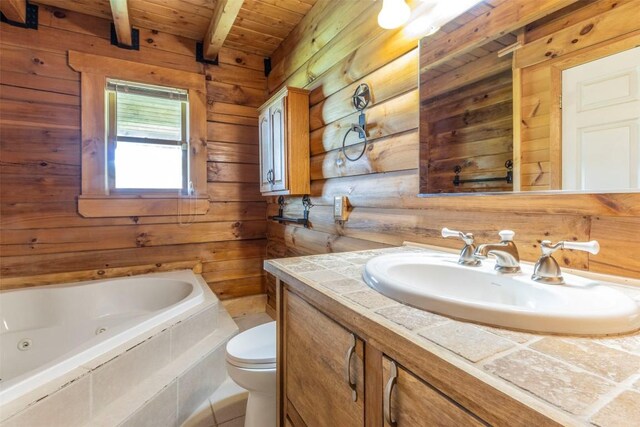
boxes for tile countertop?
[264,245,640,427]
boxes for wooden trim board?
[67,50,209,216]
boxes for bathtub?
[0,270,210,408]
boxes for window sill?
[78,195,210,218]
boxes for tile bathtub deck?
[266,246,640,427]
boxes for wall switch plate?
[334,196,349,222]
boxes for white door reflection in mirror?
[562,46,640,191]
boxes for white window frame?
[106,80,189,193]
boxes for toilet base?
[244,391,276,427]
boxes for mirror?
[418,8,640,195]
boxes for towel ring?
[341,124,368,162]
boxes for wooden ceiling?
[30,0,319,57]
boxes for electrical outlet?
[334,196,349,222]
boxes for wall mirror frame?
[418,0,640,198]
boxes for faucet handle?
[540,240,600,255]
[533,240,600,284]
[563,240,600,254]
[441,227,474,245]
[442,228,480,266]
[498,230,515,242]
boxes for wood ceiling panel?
[32,0,320,56]
[256,0,313,14]
[129,4,210,39]
[241,0,304,26]
[233,10,293,38]
[236,7,296,34]
[134,0,214,15]
[228,24,283,47]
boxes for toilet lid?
[226,321,276,366]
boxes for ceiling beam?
[203,0,244,60]
[0,0,27,23]
[109,0,133,46]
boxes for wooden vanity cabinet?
[282,289,365,427]
[278,284,488,427]
[258,87,310,196]
[382,357,485,427]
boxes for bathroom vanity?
[265,246,640,427]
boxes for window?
[106,80,189,192]
[69,51,209,218]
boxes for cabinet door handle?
[384,361,398,426]
[344,333,357,402]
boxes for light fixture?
[378,0,411,29]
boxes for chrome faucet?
[441,228,481,266]
[474,230,521,273]
[532,240,600,284]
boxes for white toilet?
[226,321,277,427]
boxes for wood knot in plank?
[136,233,150,247]
[580,23,594,36]
[594,193,623,214]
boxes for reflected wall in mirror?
[418,0,640,195]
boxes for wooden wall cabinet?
[259,87,310,196]
[278,283,487,427]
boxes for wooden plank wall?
[0,4,268,299]
[264,0,640,309]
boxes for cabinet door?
[270,95,287,192]
[284,290,364,427]
[382,357,485,427]
[259,108,272,193]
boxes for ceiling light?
[378,0,411,29]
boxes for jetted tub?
[0,270,208,407]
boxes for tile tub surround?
[182,378,249,427]
[0,296,237,427]
[265,246,640,426]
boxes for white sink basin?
[363,252,640,336]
